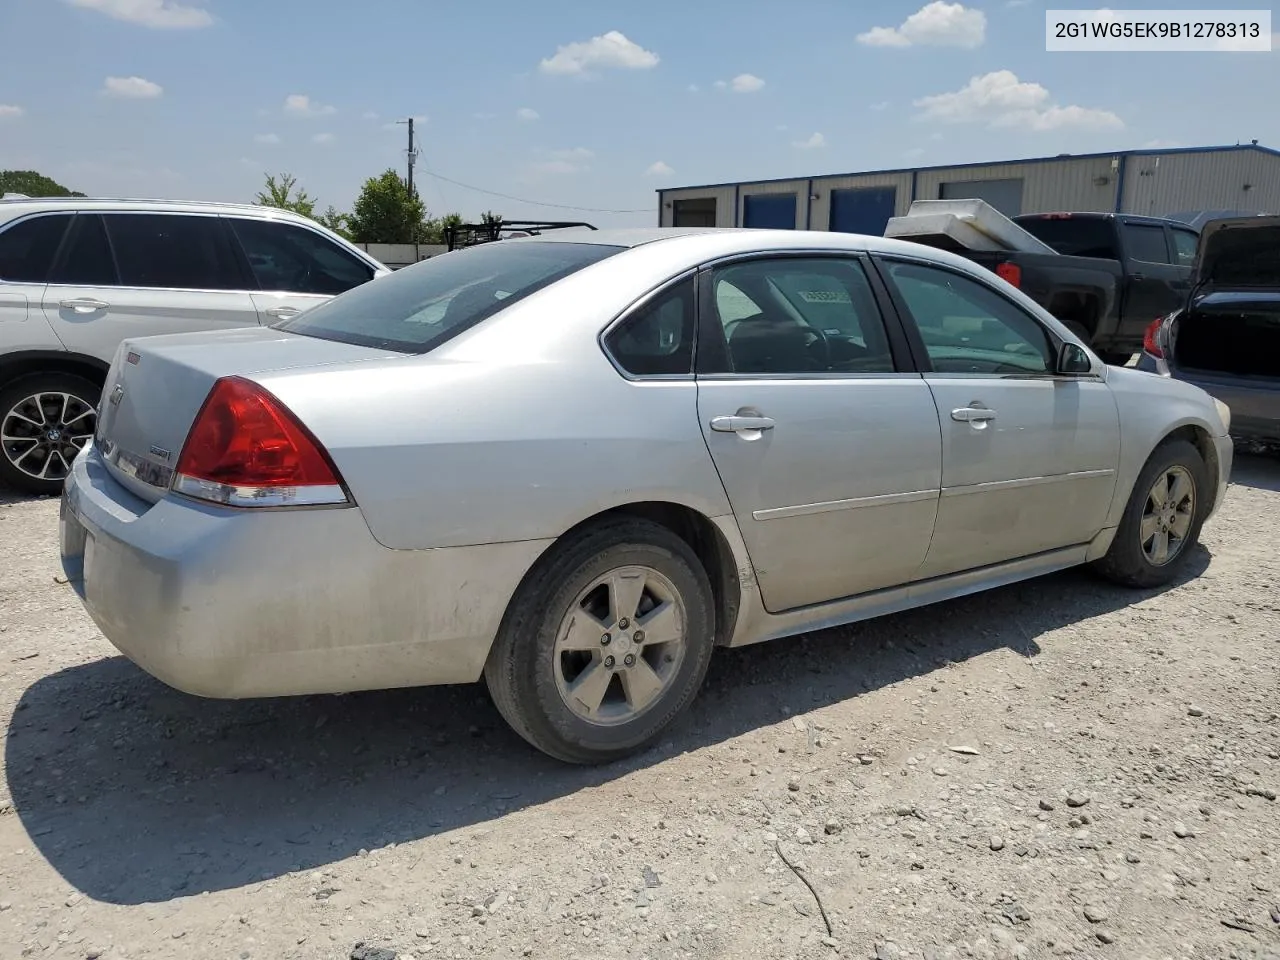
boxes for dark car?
[1138,215,1280,442]
[919,213,1198,364]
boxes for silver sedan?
[60,227,1233,763]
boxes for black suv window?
[230,218,374,295]
[0,214,72,283]
[49,215,118,286]
[605,279,695,376]
[103,214,246,290]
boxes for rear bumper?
[1175,372,1280,442]
[60,446,551,699]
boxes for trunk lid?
[94,326,405,502]
[1193,215,1280,289]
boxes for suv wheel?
[0,372,101,497]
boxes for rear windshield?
[1015,217,1118,259]
[276,240,624,353]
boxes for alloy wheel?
[1,392,96,483]
[553,564,688,726]
[1140,464,1196,566]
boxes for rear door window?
[277,240,624,353]
[103,214,247,290]
[1123,223,1172,264]
[1015,217,1118,259]
[0,214,72,283]
[49,215,119,286]
[229,218,374,295]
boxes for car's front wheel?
[484,517,715,764]
[1092,438,1209,588]
[0,372,101,497]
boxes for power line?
[419,168,650,214]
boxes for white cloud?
[473,111,496,121]
[914,70,1123,131]
[1142,138,1183,149]
[101,75,163,99]
[530,147,595,176]
[716,73,765,93]
[551,147,594,162]
[870,101,890,111]
[645,161,674,177]
[539,30,659,75]
[857,1,986,49]
[66,0,212,29]
[253,132,281,145]
[688,84,700,93]
[905,147,927,159]
[362,111,379,121]
[311,132,335,144]
[516,107,540,121]
[0,104,24,119]
[239,157,260,168]
[284,94,335,117]
[792,132,827,150]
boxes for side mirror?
[1056,341,1093,375]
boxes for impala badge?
[149,444,171,462]
[108,384,124,406]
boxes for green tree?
[315,205,352,240]
[347,169,427,243]
[255,172,316,219]
[481,210,503,226]
[0,170,85,197]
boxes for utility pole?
[396,117,420,197]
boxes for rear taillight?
[173,376,348,508]
[995,262,1022,288]
[1142,317,1166,359]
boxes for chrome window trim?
[598,268,699,382]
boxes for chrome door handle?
[951,406,996,423]
[60,298,109,314]
[264,306,301,320]
[710,415,776,433]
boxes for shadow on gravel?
[7,548,1210,905]
[0,488,51,507]
[1230,450,1280,493]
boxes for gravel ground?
[1,456,1278,960]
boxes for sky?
[1,0,1277,227]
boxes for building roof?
[657,142,1280,194]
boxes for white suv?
[0,197,389,495]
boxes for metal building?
[657,143,1280,233]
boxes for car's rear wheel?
[0,372,101,497]
[1092,439,1208,588]
[484,518,715,764]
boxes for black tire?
[0,372,101,497]
[1092,439,1209,588]
[484,517,715,765]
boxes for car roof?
[514,225,976,262]
[0,196,319,225]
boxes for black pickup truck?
[952,213,1198,363]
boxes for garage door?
[939,178,1025,217]
[829,187,897,235]
[743,193,797,229]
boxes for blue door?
[829,187,897,235]
[743,193,797,229]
